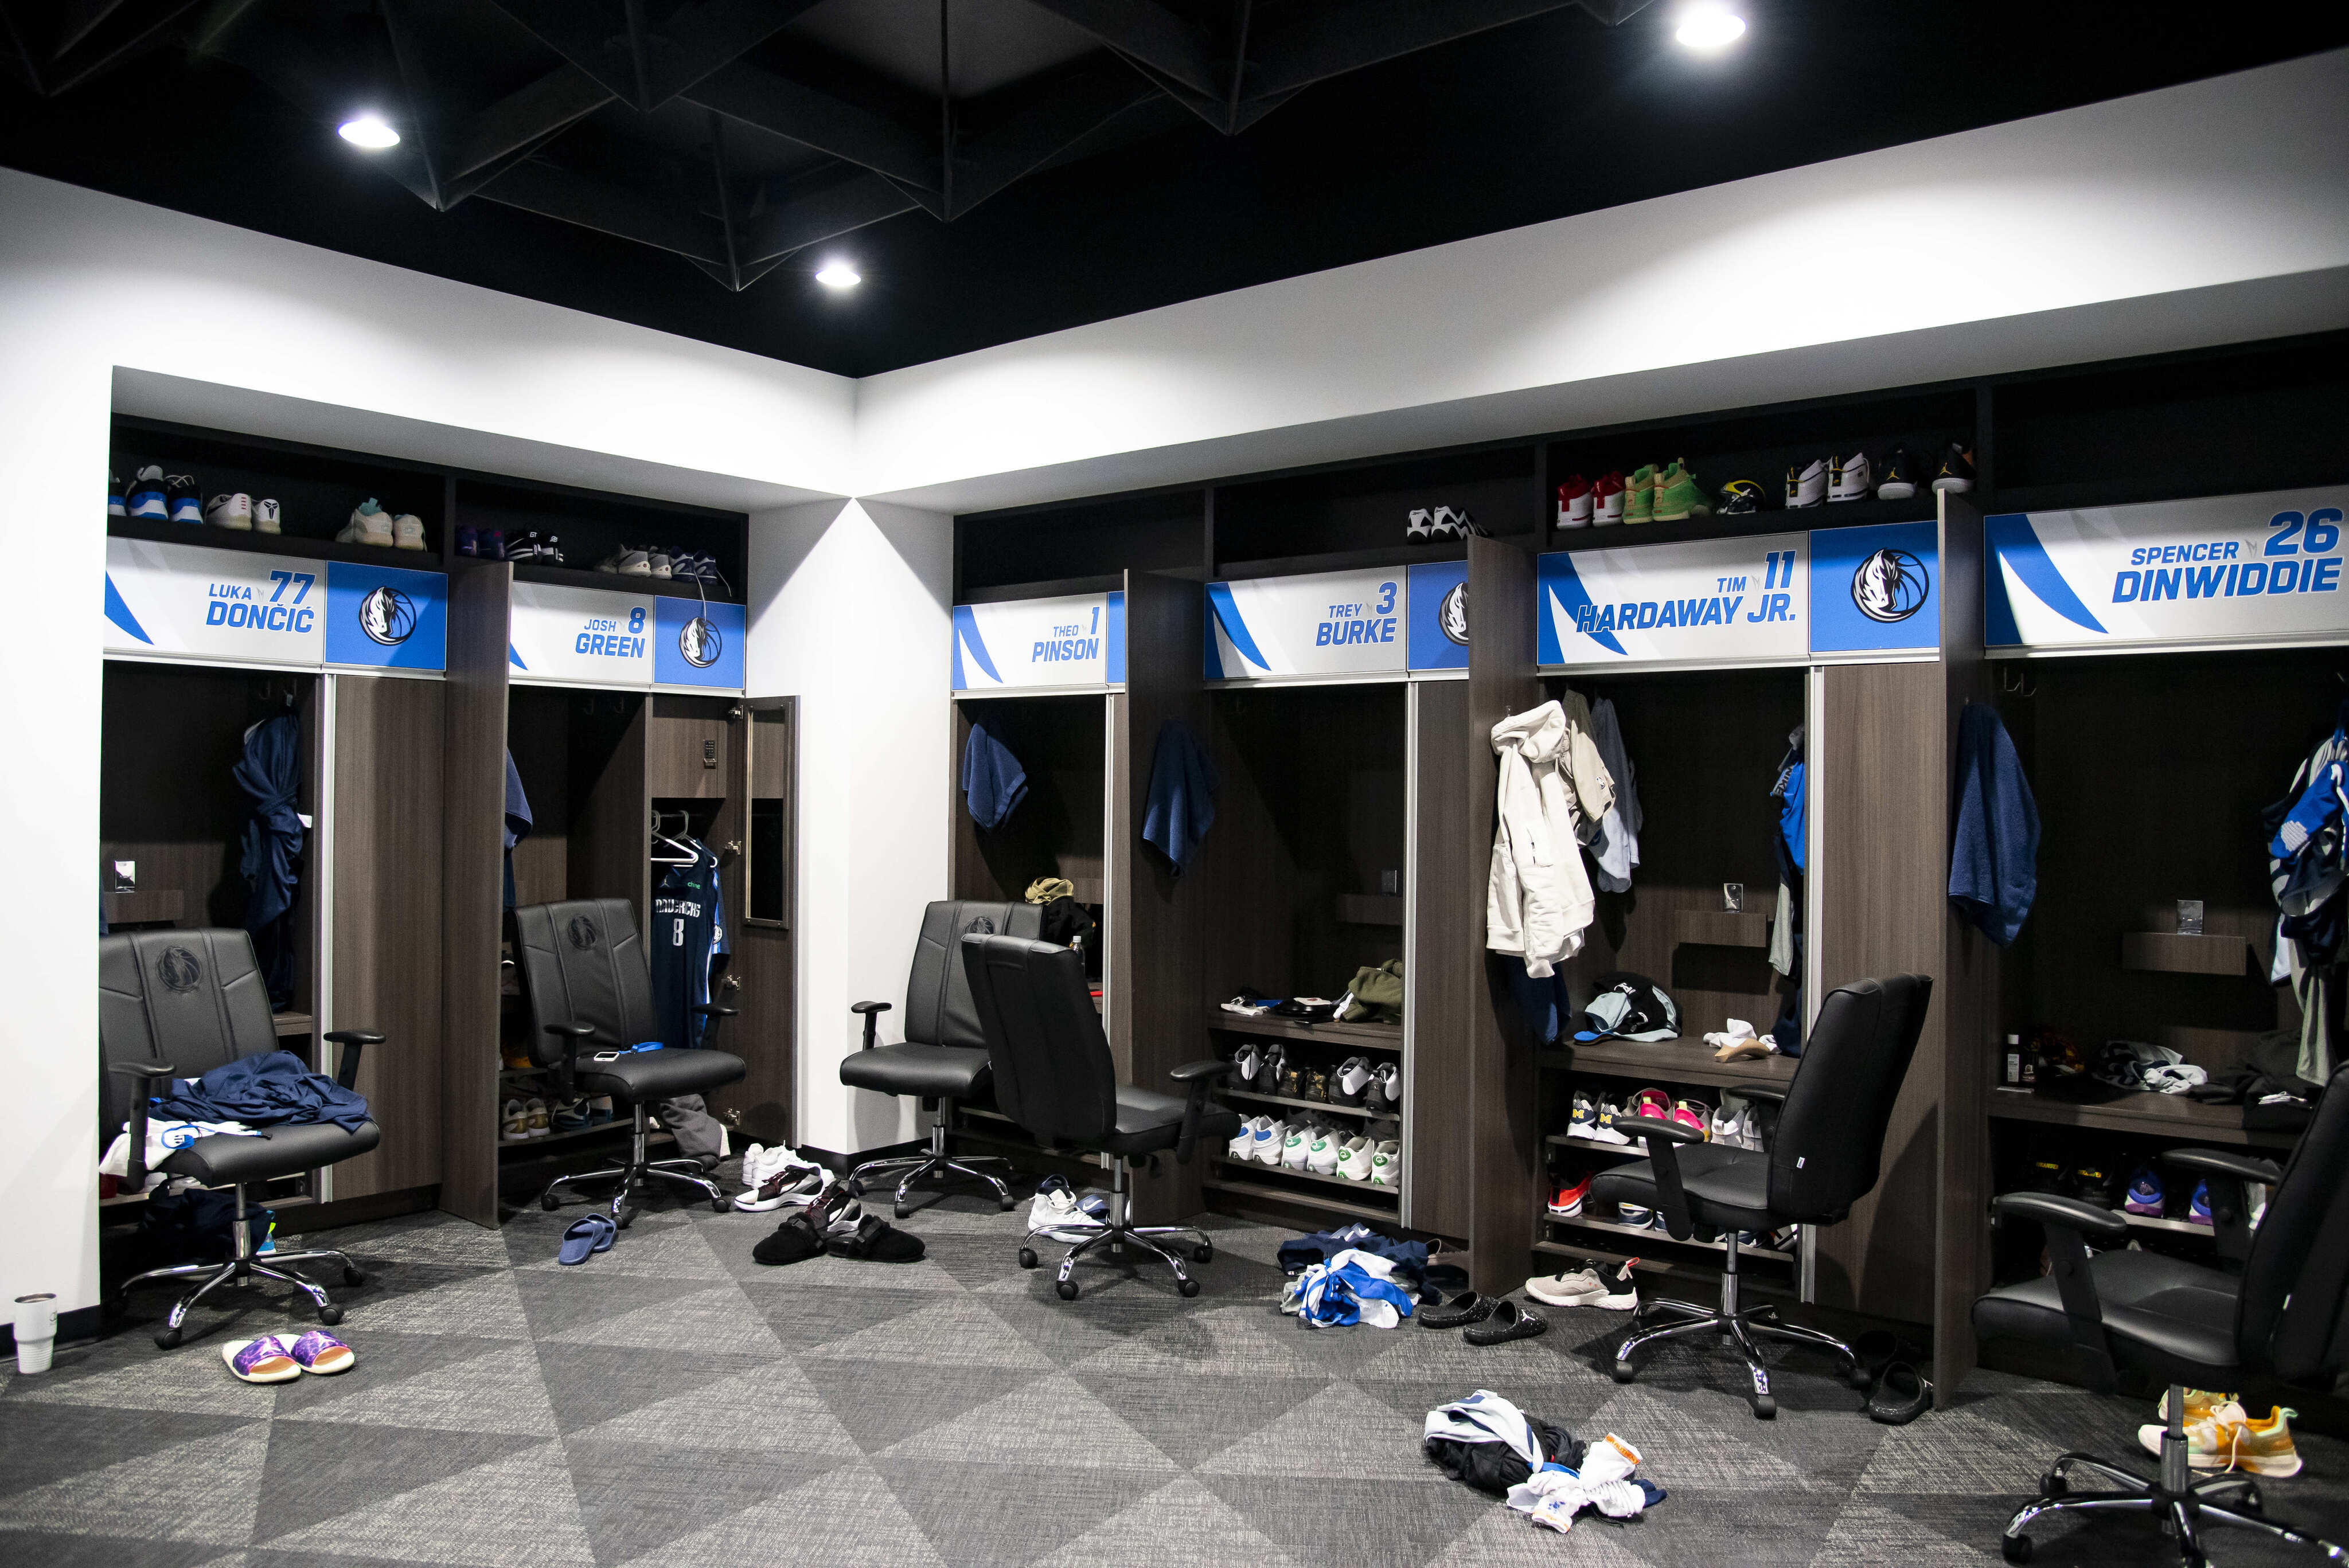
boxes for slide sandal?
[222,1335,302,1383]
[1868,1362,1934,1425]
[559,1213,616,1265]
[288,1328,356,1375]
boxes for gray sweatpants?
[654,1096,725,1164]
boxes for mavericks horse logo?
[158,945,203,992]
[1851,549,1929,623]
[678,616,722,668]
[1439,582,1470,646]
[566,916,599,951]
[358,585,418,645]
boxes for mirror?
[745,702,791,926]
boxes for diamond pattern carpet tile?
[9,1162,2349,1567]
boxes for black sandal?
[1868,1361,1934,1424]
[825,1214,927,1262]
[752,1211,824,1266]
[1419,1289,1497,1330]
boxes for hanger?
[650,808,698,865]
[1999,666,2036,698]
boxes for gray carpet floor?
[5,1164,2346,1568]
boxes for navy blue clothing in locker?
[1949,702,2041,946]
[651,843,728,1049]
[233,714,303,1009]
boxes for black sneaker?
[1876,447,1917,500]
[2022,1158,2069,1195]
[1718,479,1764,515]
[166,472,203,526]
[2069,1164,2122,1209]
[1932,441,1976,493]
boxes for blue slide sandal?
[558,1213,617,1265]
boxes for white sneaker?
[1588,1098,1630,1146]
[736,1153,825,1211]
[252,498,281,534]
[1525,1267,1612,1307]
[1829,452,1872,503]
[393,512,427,551]
[598,545,652,576]
[524,1097,550,1138]
[1335,1137,1375,1180]
[1368,1140,1402,1187]
[1281,1123,1314,1171]
[1406,508,1435,543]
[204,492,252,531]
[499,1097,530,1143]
[1228,1115,1269,1162]
[648,548,673,579]
[1254,1119,1289,1165]
[1785,458,1827,510]
[338,499,395,547]
[1305,1129,1343,1175]
[1709,1107,1743,1145]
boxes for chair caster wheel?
[2040,1472,2069,1497]
[2238,1483,2263,1514]
[712,1197,731,1214]
[318,1307,344,1327]
[541,1194,561,1211]
[1612,1361,1637,1384]
[845,1179,865,1198]
[2000,1534,2032,1565]
[1751,1395,1776,1420]
[343,1267,365,1287]
[1178,1278,1201,1298]
[1192,1242,1213,1263]
[1019,1248,1039,1269]
[893,1206,910,1221]
[616,1205,639,1229]
[1056,1280,1079,1301]
[155,1327,182,1350]
[998,1195,1017,1212]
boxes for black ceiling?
[2,2,2340,378]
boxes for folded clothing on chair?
[149,1049,370,1132]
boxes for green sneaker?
[1654,460,1712,522]
[1624,464,1657,525]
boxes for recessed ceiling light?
[338,115,400,150]
[814,260,861,290]
[1674,4,1747,49]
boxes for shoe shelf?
[1221,1088,1382,1119]
[1543,1132,1656,1159]
[1538,1038,1797,1092]
[1552,499,1935,556]
[107,514,442,570]
[272,1012,315,1038]
[1213,1154,1396,1195]
[1987,1086,2298,1149]
[509,557,740,605]
[1200,1174,1397,1226]
[497,1123,666,1156]
[1207,1014,1403,1050]
[2118,932,2256,976]
[1673,909,1770,949]
[1540,1211,1794,1262]
[1213,539,1474,582]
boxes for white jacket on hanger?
[1487,699,1611,978]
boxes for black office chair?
[510,898,746,1226]
[837,900,1038,1216]
[1973,1065,2349,1566]
[1589,972,1933,1417]
[959,932,1241,1300]
[100,929,383,1350]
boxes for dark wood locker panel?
[949,696,1110,907]
[330,674,446,1200]
[1813,658,1946,1328]
[1118,569,1208,1224]
[731,698,795,1145]
[504,689,572,906]
[572,695,650,924]
[646,693,732,800]
[1465,533,1542,1297]
[1407,677,1473,1242]
[438,558,512,1226]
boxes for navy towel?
[150,1049,371,1132]
[1142,719,1218,873]
[1949,702,2041,945]
[963,721,1029,830]
[233,714,304,1008]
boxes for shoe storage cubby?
[451,475,746,600]
[110,414,448,563]
[958,490,1208,603]
[1212,444,1540,576]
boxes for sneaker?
[1525,1266,1611,1306]
[649,548,673,580]
[456,526,480,557]
[1557,476,1594,529]
[1932,441,1976,492]
[1335,1137,1376,1180]
[1367,1140,1402,1187]
[2156,1389,2245,1426]
[1567,1092,1600,1140]
[2189,1180,2213,1226]
[1548,1173,1591,1217]
[1718,478,1764,515]
[1254,1118,1289,1165]
[587,1094,615,1124]
[1708,1106,1743,1145]
[1786,458,1827,509]
[1281,1122,1316,1171]
[128,465,169,520]
[1368,1062,1402,1114]
[2136,1404,2293,1474]
[524,1097,551,1138]
[1829,452,1872,502]
[339,499,395,548]
[1332,1057,1373,1106]
[1653,460,1711,523]
[107,473,127,519]
[1587,1097,1631,1145]
[737,1155,825,1211]
[2023,1158,2070,1195]
[1623,464,1657,525]
[1306,1129,1344,1175]
[550,1096,590,1132]
[204,492,253,531]
[1406,507,1436,543]
[1592,471,1626,526]
[1627,1087,1674,1124]
[1231,1042,1263,1090]
[1433,505,1488,538]
[1876,446,1917,500]
[252,499,281,534]
[1616,1201,1652,1227]
[166,474,202,525]
[479,528,507,561]
[1671,1098,1711,1137]
[1301,1068,1329,1103]
[393,513,427,551]
[2124,1167,2165,1217]
[2069,1164,2122,1209]
[1228,1114,1269,1162]
[499,1097,531,1143]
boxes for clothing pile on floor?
[1275,1223,1463,1329]
[1426,1390,1665,1535]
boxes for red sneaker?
[1556,475,1594,530]
[1548,1174,1592,1217]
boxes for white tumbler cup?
[13,1293,57,1374]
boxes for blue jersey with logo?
[650,844,728,1049]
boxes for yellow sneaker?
[2156,1389,2242,1425]
[2136,1410,2249,1471]
[2234,1407,2304,1476]
[1624,464,1657,525]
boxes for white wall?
[854,49,2349,513]
[746,500,954,1155]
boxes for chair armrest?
[2160,1148,2280,1268]
[541,1022,593,1093]
[1166,1058,1234,1083]
[1992,1191,2124,1391]
[2159,1147,2282,1186]
[690,1005,739,1016]
[108,1062,176,1188]
[322,1029,385,1090]
[1170,1059,1235,1163]
[850,1000,892,1049]
[1629,1119,1706,1239]
[1734,1086,1788,1105]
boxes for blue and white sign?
[1206,568,1405,681]
[654,596,745,689]
[1539,533,1808,670]
[1407,561,1469,672]
[325,560,447,671]
[1988,489,2349,654]
[1808,519,1938,658]
[509,581,657,686]
[105,537,327,665]
[953,592,1124,690]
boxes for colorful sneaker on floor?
[1653,460,1712,522]
[2124,1167,2165,1217]
[1556,475,1594,529]
[1828,452,1872,502]
[1593,471,1626,526]
[2190,1180,2213,1226]
[222,1335,302,1383]
[253,498,282,534]
[287,1329,355,1375]
[2159,1389,2245,1425]
[1876,445,1917,499]
[2135,1403,2261,1472]
[1932,441,1976,492]
[1525,1266,1609,1306]
[1548,1174,1591,1217]
[1623,464,1658,525]
[205,492,253,530]
[1785,457,1827,509]
[166,474,203,525]
[128,464,169,520]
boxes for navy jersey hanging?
[233,713,303,1010]
[651,842,729,1049]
